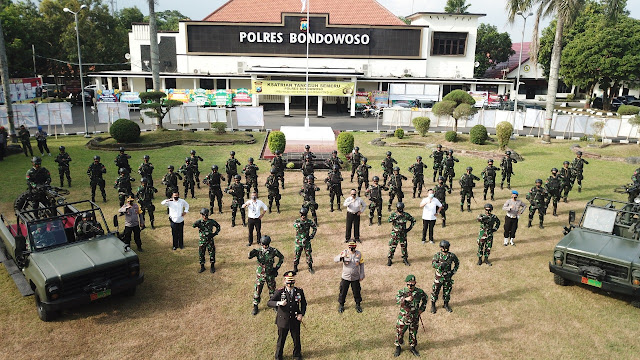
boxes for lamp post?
[513,11,533,117]
[63,5,90,138]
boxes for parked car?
[617,95,638,105]
[591,97,622,111]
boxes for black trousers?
[345,212,360,241]
[37,140,50,154]
[122,225,141,247]
[170,219,184,248]
[275,324,301,360]
[338,279,362,305]
[248,217,261,245]
[422,219,436,242]
[503,216,518,238]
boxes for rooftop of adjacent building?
[483,42,531,79]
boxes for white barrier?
[36,103,73,125]
[0,104,38,127]
[236,106,264,128]
[97,103,129,124]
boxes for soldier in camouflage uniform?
[430,240,459,313]
[203,165,225,214]
[500,150,517,190]
[325,165,344,212]
[356,157,371,197]
[18,125,34,157]
[571,150,589,192]
[366,176,387,226]
[434,176,450,227]
[54,146,72,187]
[225,174,247,227]
[87,155,107,202]
[388,166,407,211]
[387,202,416,267]
[249,235,284,315]
[394,274,427,358]
[460,167,480,212]
[26,157,52,210]
[293,207,318,274]
[136,177,158,229]
[138,155,154,187]
[545,168,563,216]
[271,150,286,189]
[526,179,549,229]
[265,167,282,213]
[114,147,132,174]
[325,150,343,170]
[178,157,196,199]
[192,208,221,274]
[189,150,204,189]
[408,156,427,198]
[441,149,459,190]
[243,157,259,198]
[114,168,135,207]
[225,151,241,187]
[559,161,574,203]
[381,151,397,187]
[481,159,500,201]
[162,165,182,199]
[429,144,445,183]
[476,203,500,266]
[301,154,315,184]
[301,144,316,162]
[349,146,363,182]
[300,175,320,226]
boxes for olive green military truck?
[0,200,143,321]
[550,197,640,306]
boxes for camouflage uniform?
[265,173,281,213]
[324,169,343,211]
[243,163,259,198]
[293,217,317,270]
[225,181,247,227]
[162,171,182,199]
[356,162,371,197]
[433,181,450,227]
[178,161,196,198]
[115,152,132,174]
[300,182,320,225]
[349,150,363,182]
[301,158,315,183]
[249,246,284,305]
[408,161,427,198]
[559,164,574,202]
[138,161,154,187]
[481,164,500,201]
[18,127,33,157]
[394,284,428,347]
[429,149,445,182]
[190,154,204,188]
[136,183,158,227]
[271,154,286,189]
[571,156,589,192]
[387,211,416,262]
[431,251,460,303]
[26,166,51,188]
[365,182,387,225]
[325,154,343,170]
[441,154,459,189]
[225,157,241,187]
[388,171,407,211]
[114,173,135,206]
[545,173,563,216]
[87,161,107,202]
[459,172,480,211]
[54,151,72,187]
[192,218,221,265]
[381,155,397,187]
[203,171,225,213]
[301,150,316,162]
[526,184,549,228]
[476,213,500,261]
[500,153,517,189]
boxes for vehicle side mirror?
[568,210,576,225]
[14,236,30,267]
[113,215,119,228]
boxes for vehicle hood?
[30,236,137,280]
[557,228,640,265]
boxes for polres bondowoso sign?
[185,14,423,59]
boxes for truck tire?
[35,294,58,322]
[122,286,136,297]
[631,300,640,309]
[554,274,568,286]
[13,191,30,213]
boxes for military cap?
[405,274,416,282]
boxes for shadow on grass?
[490,249,550,263]
[302,332,390,357]
[453,288,528,308]
[427,324,521,350]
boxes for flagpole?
[304,0,310,128]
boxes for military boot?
[387,258,392,266]
[433,175,436,182]
[60,180,64,187]
[412,190,416,198]
[467,204,471,212]
[491,194,494,201]
[394,346,402,357]
[378,216,382,226]
[527,219,532,228]
[500,181,504,190]
[539,221,544,229]
[483,192,487,201]
[337,203,341,211]
[578,186,582,193]
[460,204,464,212]
[308,264,315,274]
[314,217,318,227]
[197,182,200,189]
[477,257,483,266]
[210,263,215,273]
[252,304,259,316]
[369,217,373,226]
[350,175,354,182]
[68,179,71,187]
[442,219,446,227]
[338,304,344,313]
[388,204,392,212]
[553,208,558,216]
[293,264,299,273]
[231,220,236,228]
[91,196,96,202]
[330,204,334,212]
[430,301,437,314]
[151,220,155,230]
[418,191,422,198]
[277,205,281,214]
[507,182,511,190]
[198,264,206,273]
[268,205,272,214]
[403,258,411,266]
[409,346,420,357]
[484,257,492,266]
[103,195,107,203]
[355,303,363,313]
[443,302,452,313]
[563,197,568,203]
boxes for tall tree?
[445,0,471,14]
[147,0,161,128]
[144,10,189,32]
[0,12,15,139]
[474,23,515,78]
[117,6,144,29]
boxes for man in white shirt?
[242,191,268,246]
[419,189,442,244]
[161,191,190,250]
[343,189,366,242]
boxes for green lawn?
[1,132,640,359]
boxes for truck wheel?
[122,287,136,297]
[13,191,30,213]
[554,274,568,286]
[631,300,640,309]
[35,294,58,322]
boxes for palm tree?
[0,16,15,141]
[148,0,162,128]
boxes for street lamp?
[63,5,90,138]
[513,11,533,117]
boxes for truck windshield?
[582,206,617,233]
[29,220,68,250]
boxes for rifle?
[419,314,427,334]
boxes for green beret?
[405,274,416,282]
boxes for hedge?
[470,124,488,145]
[268,131,286,153]
[618,105,640,116]
[496,121,513,150]
[445,131,457,142]
[110,118,141,143]
[337,132,354,155]
[412,117,431,137]
[395,128,405,139]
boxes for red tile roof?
[203,0,406,26]
[484,42,530,79]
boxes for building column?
[251,75,257,107]
[106,77,113,90]
[117,77,123,90]
[317,96,323,117]
[193,78,197,89]
[350,77,357,118]
[127,77,133,91]
[285,95,291,117]
[161,78,166,90]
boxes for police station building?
[89,0,513,116]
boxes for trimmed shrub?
[268,131,286,154]
[110,118,141,143]
[566,94,575,101]
[286,162,295,169]
[445,131,457,142]
[412,117,431,136]
[470,124,488,145]
[211,122,226,134]
[337,132,354,155]
[496,121,514,150]
[395,128,405,139]
[618,105,640,116]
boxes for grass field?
[1,132,640,359]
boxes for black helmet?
[505,151,511,155]
[211,165,218,171]
[484,203,493,211]
[332,150,337,155]
[439,240,450,249]
[576,151,583,155]
[119,147,125,152]
[168,165,174,170]
[448,149,454,154]
[372,176,380,181]
[275,150,281,155]
[305,154,312,160]
[333,165,339,171]
[234,174,242,180]
[437,144,442,149]
[119,167,127,174]
[59,145,65,151]
[563,161,570,165]
[143,155,150,160]
[248,157,254,163]
[396,202,405,210]
[551,168,558,173]
[535,178,543,184]
[141,177,149,183]
[306,175,314,181]
[200,208,210,216]
[260,235,271,246]
[300,207,309,216]
[416,156,422,161]
[32,156,42,164]
[362,157,368,163]
[393,166,400,172]
[354,146,359,151]
[438,176,445,182]
[466,166,473,171]
[185,157,191,163]
[488,159,493,163]
[270,167,276,174]
[386,151,392,156]
[305,144,310,149]
[230,151,235,156]
[190,150,196,155]
[94,155,100,161]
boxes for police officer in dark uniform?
[203,165,225,214]
[189,150,204,189]
[54,145,72,187]
[441,149,459,190]
[429,144,445,182]
[434,176,450,227]
[87,155,107,202]
[325,164,344,212]
[349,146,363,182]
[459,167,480,212]
[138,155,154,187]
[26,157,51,211]
[571,150,589,192]
[266,167,282,213]
[301,144,316,162]
[225,174,248,227]
[300,175,320,226]
[408,156,427,198]
[388,166,407,211]
[365,176,387,226]
[527,179,549,228]
[18,125,33,157]
[356,157,371,197]
[381,151,397,187]
[500,150,517,190]
[268,271,307,360]
[162,165,182,199]
[481,159,500,201]
[225,151,241,187]
[545,168,562,217]
[136,177,158,229]
[325,150,343,170]
[179,157,196,199]
[114,168,135,206]
[271,150,286,189]
[560,161,574,203]
[114,147,132,174]
[243,157,259,198]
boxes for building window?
[431,32,468,56]
[200,79,214,90]
[216,79,226,90]
[145,78,153,91]
[476,85,499,93]
[165,78,177,89]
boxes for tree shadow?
[490,249,550,263]
[453,287,528,308]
